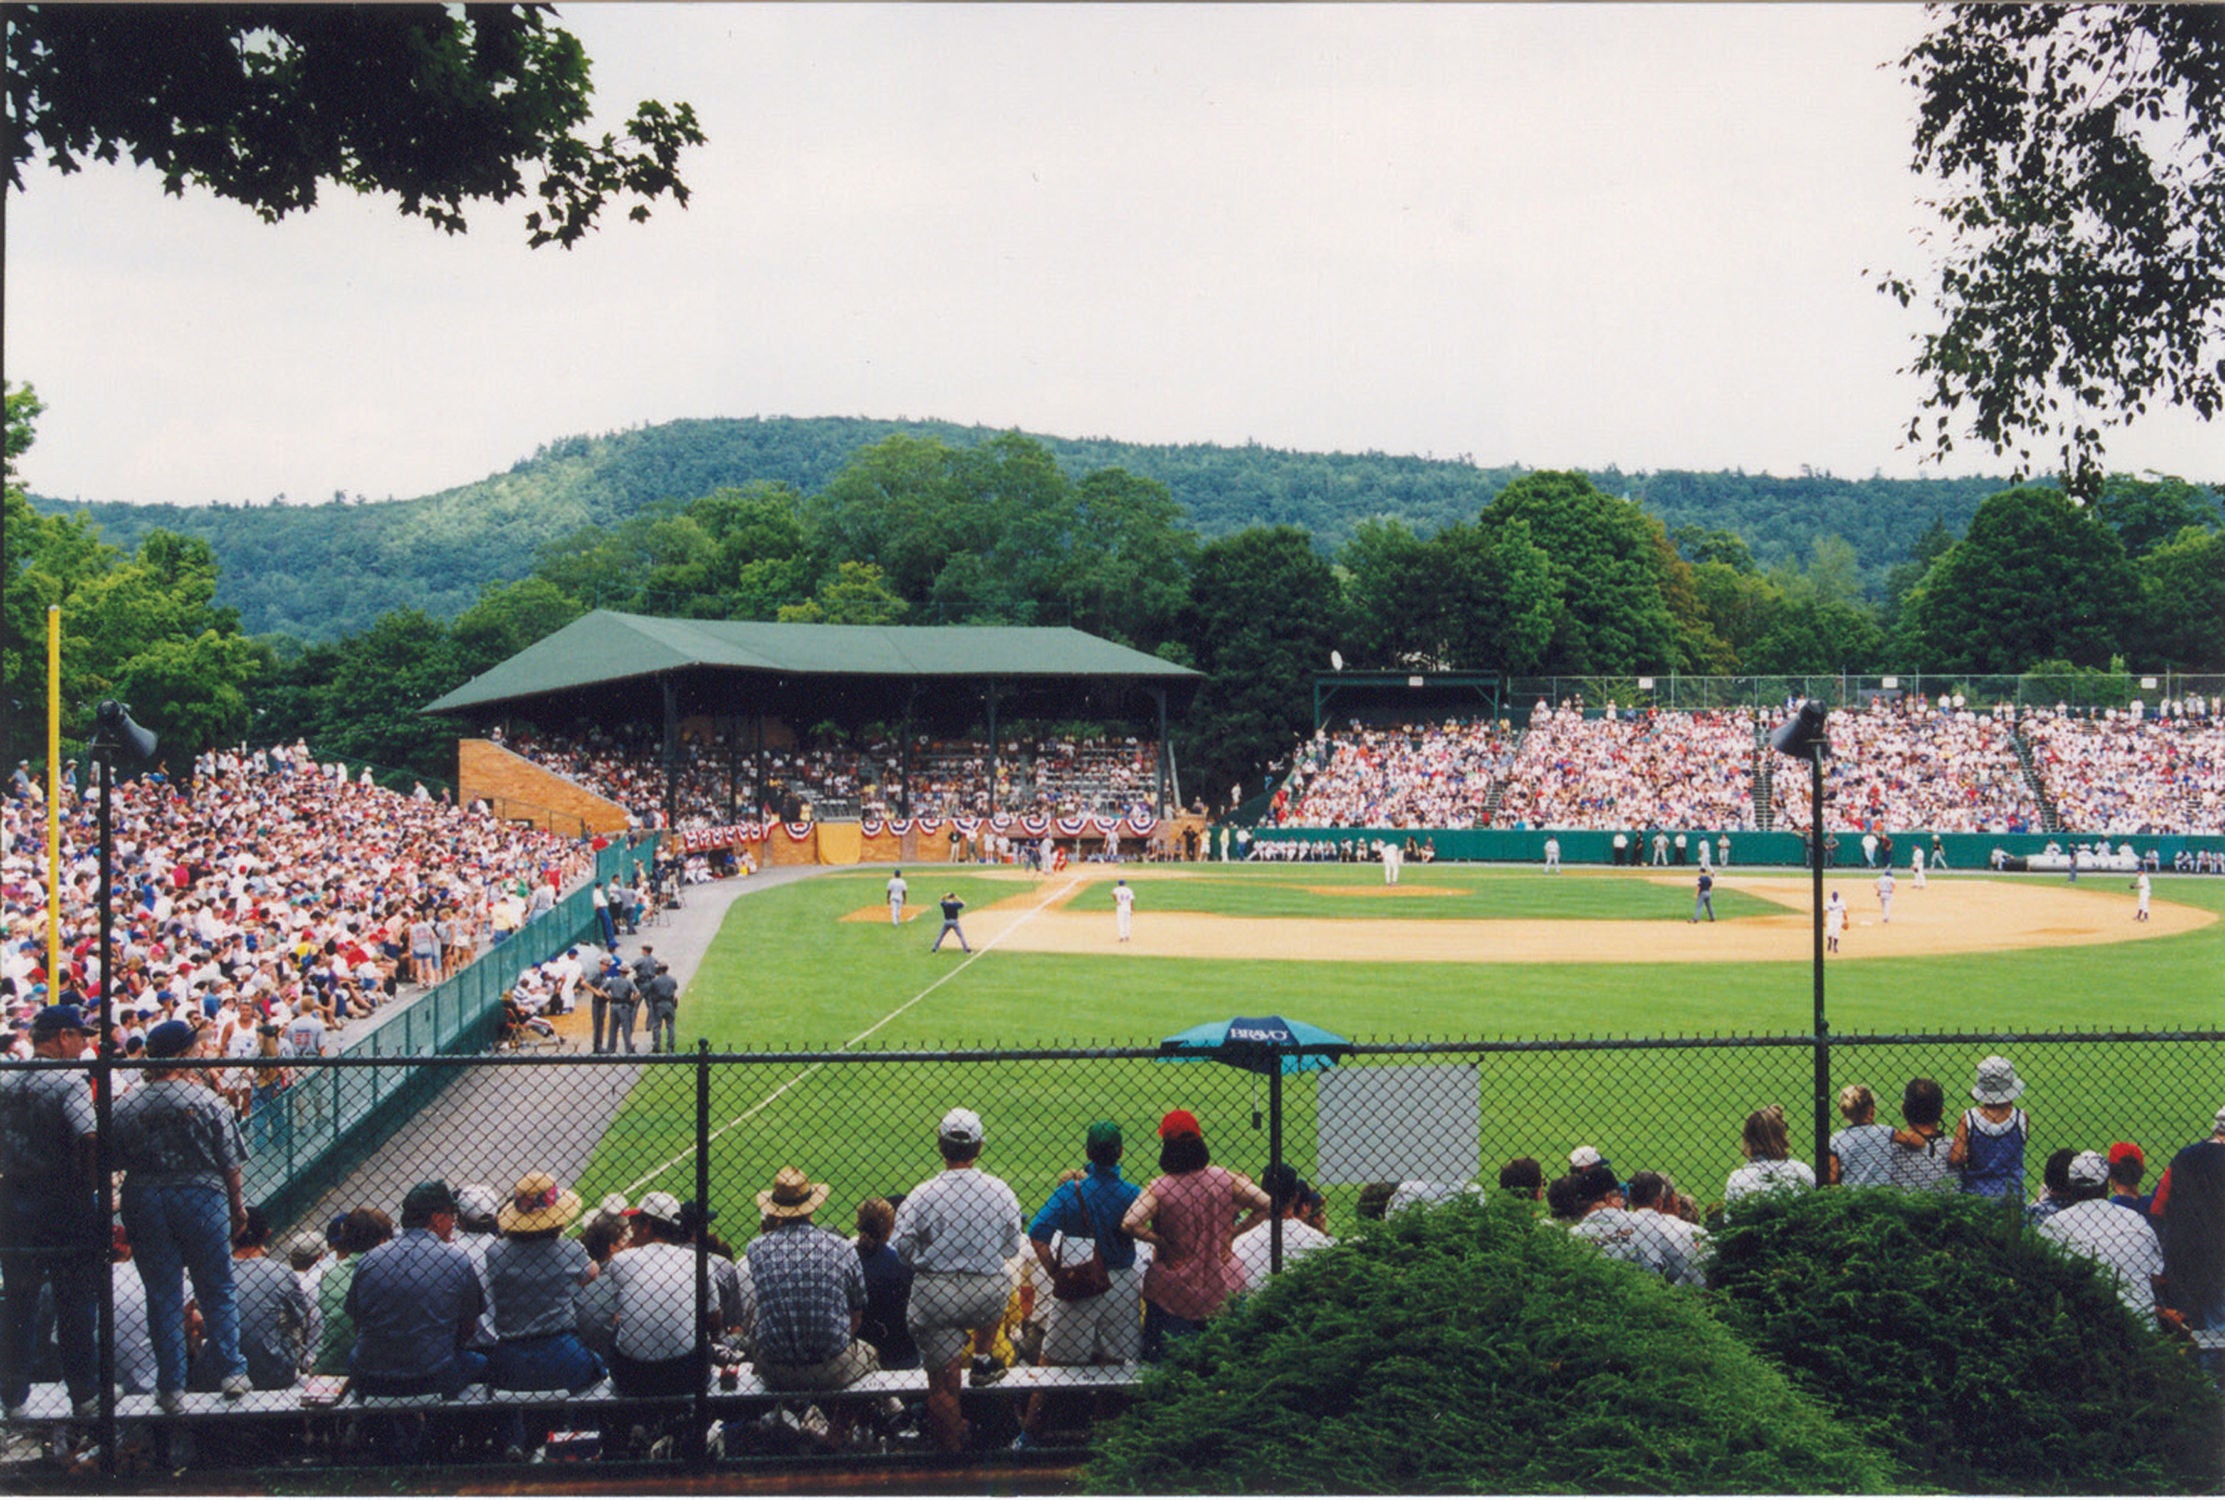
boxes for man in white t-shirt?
[2036,1151,2164,1322]
[1113,879,1135,942]
[1232,1169,1334,1290]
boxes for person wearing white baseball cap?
[2034,1151,2163,1322]
[892,1108,1023,1452]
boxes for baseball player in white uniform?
[2133,871,2151,921]
[1875,869,1895,924]
[1543,836,1561,874]
[1824,891,1846,953]
[1114,879,1135,941]
[887,869,908,926]
[1910,845,1927,888]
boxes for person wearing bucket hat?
[2035,1151,2164,1321]
[743,1166,878,1412]
[110,1010,253,1410]
[484,1173,603,1448]
[0,1002,104,1419]
[1950,1055,2031,1199]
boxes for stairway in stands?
[2009,729,2063,833]
[1481,728,1526,827]
[1751,740,1775,832]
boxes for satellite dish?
[1330,650,1345,672]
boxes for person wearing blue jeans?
[0,1005,106,1419]
[111,1019,251,1409]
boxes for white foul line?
[622,874,1086,1196]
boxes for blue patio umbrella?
[1157,1015,1351,1076]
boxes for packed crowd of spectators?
[1767,697,2044,834]
[1495,703,1762,831]
[2022,705,2225,836]
[498,728,1163,827]
[0,743,598,1071]
[1270,721,1516,828]
[1259,693,2225,838]
[6,1061,2217,1469]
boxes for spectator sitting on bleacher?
[1626,1172,1708,1286]
[606,1193,745,1399]
[852,1198,917,1373]
[2034,1151,2164,1322]
[311,1209,390,1377]
[1232,1164,1336,1290]
[345,1180,487,1398]
[740,1166,876,1445]
[189,1205,309,1393]
[1723,1104,1816,1202]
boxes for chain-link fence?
[6,1024,2217,1477]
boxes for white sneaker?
[2,1401,27,1422]
[156,1390,185,1415]
[220,1374,252,1401]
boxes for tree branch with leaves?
[1876,5,2224,496]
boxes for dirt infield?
[953,868,2212,966]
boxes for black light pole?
[86,699,155,1478]
[1770,700,1832,1171]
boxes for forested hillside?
[29,416,2015,640]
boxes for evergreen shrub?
[1705,1189,2223,1494]
[1084,1194,1888,1493]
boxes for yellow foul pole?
[46,605,63,995]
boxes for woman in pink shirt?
[1122,1110,1271,1361]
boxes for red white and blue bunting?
[781,821,815,842]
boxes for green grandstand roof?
[422,610,1200,715]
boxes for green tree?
[1061,467,1196,649]
[316,609,463,777]
[2094,473,2224,557]
[1176,527,1344,802]
[1479,471,1686,673]
[1906,486,2140,671]
[448,577,586,681]
[1878,6,2224,493]
[1743,595,1887,675]
[7,7,704,248]
[777,561,906,625]
[2130,525,2225,670]
[111,629,261,755]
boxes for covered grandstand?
[422,610,1202,833]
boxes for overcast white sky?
[5,3,2215,507]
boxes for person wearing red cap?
[2106,1142,2152,1217]
[1120,1112,1270,1361]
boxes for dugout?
[422,609,1202,825]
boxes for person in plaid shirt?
[742,1167,876,1401]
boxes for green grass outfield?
[575,867,2225,1237]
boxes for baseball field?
[576,863,2225,1233]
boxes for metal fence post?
[692,1040,712,1472]
[1268,1053,1285,1275]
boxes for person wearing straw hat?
[485,1172,604,1459]
[1950,1055,2031,1199]
[742,1166,878,1405]
[485,1166,605,1388]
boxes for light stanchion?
[1769,700,1833,1171]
